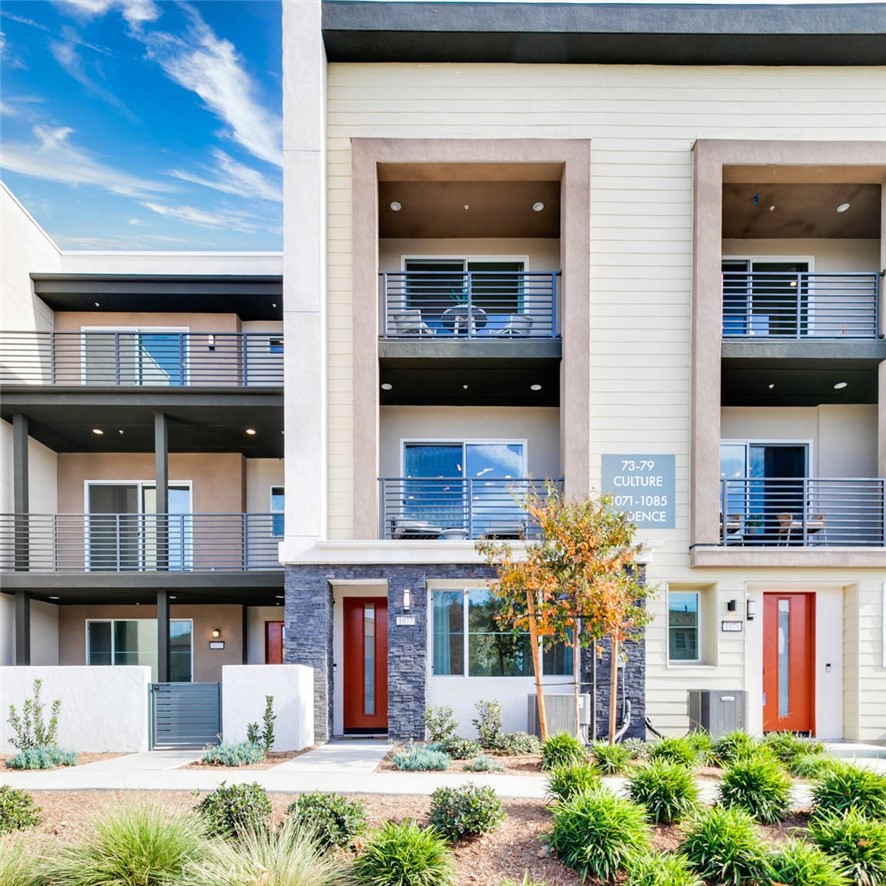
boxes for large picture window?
[86,618,193,682]
[431,588,571,677]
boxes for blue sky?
[0,0,282,250]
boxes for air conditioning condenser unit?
[527,693,591,739]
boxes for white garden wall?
[221,665,314,750]
[0,666,151,753]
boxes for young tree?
[478,488,651,744]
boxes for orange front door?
[265,621,284,664]
[763,593,815,734]
[343,597,388,733]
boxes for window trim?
[85,617,194,682]
[667,589,702,665]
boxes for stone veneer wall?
[284,563,498,742]
[583,634,647,741]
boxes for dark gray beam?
[378,339,562,362]
[15,591,30,665]
[722,340,886,362]
[157,591,170,683]
[12,414,28,513]
[155,413,169,573]
[0,572,284,592]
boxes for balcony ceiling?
[379,181,561,238]
[722,183,881,239]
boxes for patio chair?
[479,521,525,540]
[496,314,534,337]
[391,517,442,539]
[777,512,827,545]
[388,310,433,336]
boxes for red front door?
[265,621,284,664]
[343,597,388,732]
[763,593,815,734]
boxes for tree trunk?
[608,633,620,745]
[525,589,548,742]
[573,618,582,742]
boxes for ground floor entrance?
[762,592,815,734]
[343,597,389,733]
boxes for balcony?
[379,477,561,540]
[0,513,283,573]
[380,271,559,339]
[719,477,885,547]
[0,331,284,388]
[722,271,881,340]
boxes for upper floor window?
[82,327,188,386]
[271,486,285,537]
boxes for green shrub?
[685,731,715,765]
[5,746,77,770]
[811,761,886,820]
[541,732,586,771]
[431,737,482,760]
[201,741,265,767]
[0,786,41,835]
[625,852,704,886]
[354,820,455,886]
[719,753,793,823]
[493,731,541,755]
[285,792,367,851]
[761,732,819,765]
[50,801,210,886]
[622,737,650,760]
[765,839,849,886]
[6,679,60,751]
[790,753,838,780]
[809,809,886,886]
[473,699,503,750]
[713,731,758,766]
[0,834,48,886]
[680,806,771,886]
[627,759,701,824]
[428,784,504,842]
[192,820,351,886]
[392,743,451,772]
[546,762,601,803]
[549,789,650,882]
[647,736,699,768]
[424,706,458,744]
[462,755,504,773]
[590,741,631,775]
[245,695,277,754]
[197,782,272,839]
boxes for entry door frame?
[342,596,389,734]
[762,591,816,734]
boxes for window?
[269,337,284,354]
[668,592,700,662]
[722,259,810,337]
[82,327,188,386]
[431,588,570,677]
[270,486,285,537]
[86,619,193,682]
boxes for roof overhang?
[322,1,886,66]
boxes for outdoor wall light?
[727,599,737,612]
[403,588,412,612]
[746,599,757,621]
[212,628,222,639]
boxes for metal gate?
[150,683,221,749]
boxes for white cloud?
[0,125,172,198]
[143,7,281,167]
[50,38,135,118]
[53,0,160,29]
[169,148,281,203]
[142,200,261,233]
[0,11,51,31]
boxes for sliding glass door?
[83,329,187,386]
[722,260,809,337]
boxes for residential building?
[280,1,886,743]
[0,184,286,743]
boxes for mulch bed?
[1,751,126,769]
[182,748,314,771]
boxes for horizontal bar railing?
[722,271,881,339]
[0,513,284,572]
[379,477,563,540]
[719,477,886,547]
[0,332,284,387]
[380,271,560,338]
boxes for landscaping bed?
[377,748,544,776]
[0,751,125,769]
[182,747,314,771]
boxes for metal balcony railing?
[722,271,881,339]
[379,477,562,540]
[380,271,560,338]
[0,331,284,387]
[0,513,284,572]
[719,478,886,547]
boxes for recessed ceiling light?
[245,428,257,435]
[463,204,470,211]
[769,205,776,212]
[49,596,59,601]
[380,383,392,391]
[275,595,284,600]
[91,428,104,435]
[833,381,848,390]
[118,429,124,435]
[462,384,469,389]
[170,596,177,600]
[389,201,401,212]
[836,202,851,213]
[272,302,277,308]
[768,384,775,390]
[530,384,542,391]
[532,202,545,212]
[94,301,100,307]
